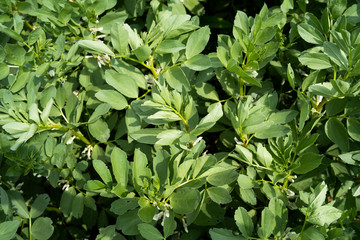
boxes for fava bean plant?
[0,0,359,239]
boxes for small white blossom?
[82,145,93,160]
[48,69,55,77]
[62,183,70,191]
[97,54,111,68]
[234,137,243,145]
[182,216,188,233]
[251,70,258,78]
[285,189,295,197]
[89,27,103,34]
[153,212,164,221]
[193,136,203,146]
[66,136,76,145]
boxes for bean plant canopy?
[0,0,359,239]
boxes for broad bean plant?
[0,0,359,239]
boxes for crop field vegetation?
[0,0,359,239]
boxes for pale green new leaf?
[78,40,115,56]
[299,53,332,69]
[186,26,210,59]
[191,102,223,135]
[307,206,342,226]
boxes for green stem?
[29,217,32,240]
[40,124,91,146]
[149,55,159,79]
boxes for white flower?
[251,70,258,78]
[193,136,203,146]
[66,136,76,145]
[97,54,111,68]
[234,137,243,145]
[90,27,103,34]
[82,145,93,160]
[48,69,55,77]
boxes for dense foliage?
[0,0,359,239]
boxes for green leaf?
[89,103,111,123]
[133,148,150,190]
[239,188,256,205]
[184,54,212,71]
[105,69,139,98]
[253,124,290,139]
[40,98,54,124]
[287,63,295,89]
[293,152,323,174]
[110,198,138,215]
[10,66,32,93]
[31,217,54,240]
[116,209,142,236]
[0,23,24,42]
[60,187,76,217]
[258,208,275,239]
[162,66,190,92]
[111,147,129,186]
[157,40,186,54]
[191,102,223,135]
[307,205,342,226]
[72,193,84,219]
[78,40,115,56]
[309,182,327,210]
[268,110,298,124]
[85,180,106,191]
[209,228,246,240]
[93,160,113,185]
[0,62,9,80]
[0,187,10,214]
[89,119,110,143]
[237,174,254,189]
[207,187,232,204]
[30,194,50,219]
[138,223,163,240]
[4,44,26,65]
[298,23,325,44]
[299,53,332,69]
[111,23,129,55]
[206,169,238,186]
[96,90,128,110]
[186,26,210,59]
[133,45,151,62]
[302,227,325,240]
[163,211,177,238]
[8,190,30,218]
[138,203,157,223]
[0,220,20,240]
[170,188,200,214]
[281,0,294,13]
[347,119,360,142]
[195,82,219,101]
[309,82,337,98]
[227,60,261,87]
[323,42,348,69]
[234,207,253,238]
[325,118,349,151]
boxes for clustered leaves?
[0,0,359,239]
